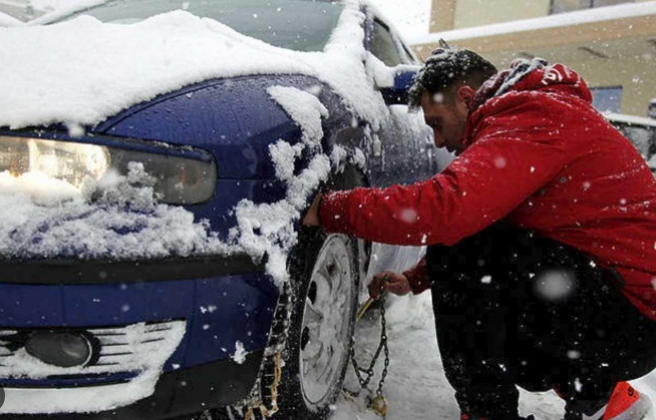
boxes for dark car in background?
[606,113,656,173]
[0,1,440,419]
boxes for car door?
[364,16,438,188]
[360,15,441,278]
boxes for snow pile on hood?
[0,0,388,132]
[268,86,328,147]
[0,163,230,260]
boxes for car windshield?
[56,0,344,52]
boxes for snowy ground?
[333,293,656,420]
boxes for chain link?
[376,300,389,398]
[243,352,282,420]
[345,280,390,399]
[240,281,294,420]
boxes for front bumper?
[0,253,265,285]
[0,253,278,418]
[2,349,264,419]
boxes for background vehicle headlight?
[0,136,216,205]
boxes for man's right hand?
[303,193,322,227]
[368,271,411,300]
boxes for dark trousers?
[426,222,656,419]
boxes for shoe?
[600,382,652,420]
[564,382,653,420]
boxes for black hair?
[408,41,497,110]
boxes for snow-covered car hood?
[0,1,388,133]
[0,0,399,285]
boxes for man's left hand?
[303,193,322,227]
[368,271,411,300]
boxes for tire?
[275,228,360,419]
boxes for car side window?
[370,19,404,67]
[400,42,418,65]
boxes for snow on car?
[0,0,447,418]
[605,113,656,173]
[0,11,21,27]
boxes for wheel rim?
[299,234,355,406]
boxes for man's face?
[420,89,470,155]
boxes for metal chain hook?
[344,276,391,417]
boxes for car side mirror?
[377,65,420,106]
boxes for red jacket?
[319,60,656,320]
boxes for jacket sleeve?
[402,257,431,295]
[319,98,570,246]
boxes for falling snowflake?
[534,270,574,301]
[400,208,418,224]
[494,156,507,168]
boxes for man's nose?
[433,132,444,148]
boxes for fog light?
[25,332,93,368]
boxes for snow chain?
[239,281,294,420]
[345,282,390,417]
[243,352,282,420]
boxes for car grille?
[0,320,186,381]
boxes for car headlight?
[0,136,216,205]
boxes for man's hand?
[368,271,411,300]
[303,193,323,227]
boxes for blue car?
[0,1,441,418]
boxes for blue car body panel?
[0,272,278,387]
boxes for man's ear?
[456,86,476,105]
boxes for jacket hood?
[470,58,593,114]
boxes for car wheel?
[276,229,359,419]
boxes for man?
[303,45,656,420]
